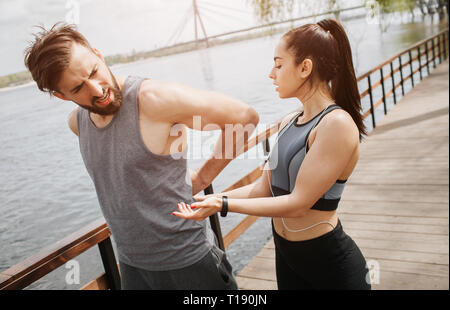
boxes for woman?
[174,19,371,290]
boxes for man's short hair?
[24,22,94,94]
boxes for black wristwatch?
[220,196,228,217]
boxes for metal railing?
[0,28,447,290]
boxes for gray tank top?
[268,105,347,211]
[77,76,212,271]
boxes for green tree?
[246,0,295,23]
[372,0,421,32]
[247,0,348,24]
[375,0,416,13]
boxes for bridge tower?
[193,0,209,47]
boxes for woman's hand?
[172,196,222,221]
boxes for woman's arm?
[199,164,272,200]
[175,110,359,221]
[194,112,299,201]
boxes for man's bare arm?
[140,80,259,194]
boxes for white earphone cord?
[266,107,335,233]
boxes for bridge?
[0,29,448,290]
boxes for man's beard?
[80,67,123,116]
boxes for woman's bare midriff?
[273,210,339,241]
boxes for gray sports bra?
[267,104,346,211]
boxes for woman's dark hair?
[283,19,367,139]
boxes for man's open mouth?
[96,89,111,106]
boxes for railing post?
[379,67,387,115]
[398,56,405,96]
[443,32,447,60]
[390,61,397,104]
[262,139,270,156]
[425,40,430,75]
[417,46,423,81]
[204,184,225,251]
[367,75,376,129]
[98,237,121,290]
[431,37,436,68]
[437,35,442,64]
[408,50,414,88]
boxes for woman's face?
[269,38,312,99]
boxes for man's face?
[55,43,122,115]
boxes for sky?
[0,0,258,75]
[0,0,365,76]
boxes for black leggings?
[272,219,371,290]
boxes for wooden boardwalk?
[236,60,449,290]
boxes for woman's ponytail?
[284,19,367,140]
[317,19,367,140]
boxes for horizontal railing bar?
[357,29,448,81]
[222,163,265,193]
[236,121,282,157]
[0,218,110,290]
[359,42,447,99]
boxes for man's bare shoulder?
[138,79,180,119]
[68,107,79,136]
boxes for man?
[24,23,259,289]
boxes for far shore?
[0,26,289,92]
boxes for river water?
[0,11,447,289]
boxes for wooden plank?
[81,273,109,290]
[236,276,277,290]
[360,247,448,265]
[352,237,449,254]
[340,220,448,235]
[341,185,449,203]
[348,174,449,185]
[371,271,449,290]
[344,229,448,245]
[367,259,449,277]
[353,161,449,170]
[255,247,275,259]
[368,108,449,125]
[357,146,449,159]
[339,205,449,218]
[340,208,449,219]
[338,213,449,226]
[338,200,449,218]
[238,257,276,282]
